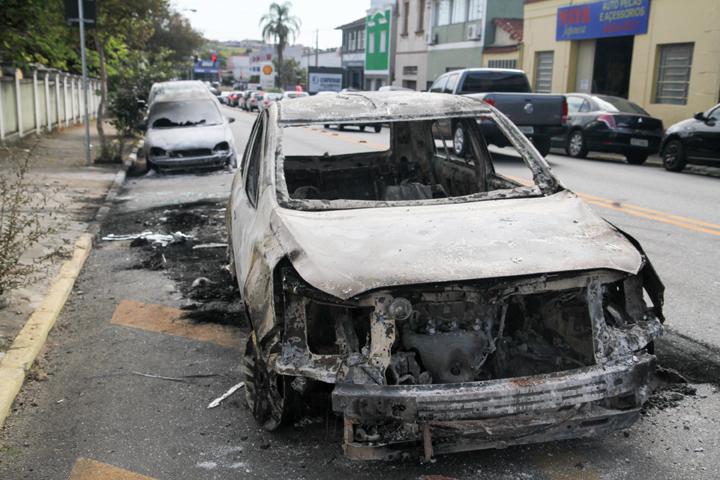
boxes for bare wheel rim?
[664,143,679,165]
[453,126,464,155]
[569,132,583,156]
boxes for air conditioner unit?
[467,23,482,41]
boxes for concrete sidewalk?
[0,123,127,360]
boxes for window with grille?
[655,43,694,105]
[488,59,517,69]
[534,51,554,93]
[403,65,418,75]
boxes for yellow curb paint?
[0,233,93,428]
[110,299,244,349]
[70,458,157,480]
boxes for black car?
[552,94,663,165]
[661,104,720,172]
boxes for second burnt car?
[227,91,665,460]
[142,90,237,172]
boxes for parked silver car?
[227,91,664,460]
[142,91,237,172]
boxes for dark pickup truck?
[429,68,567,156]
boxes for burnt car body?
[143,91,237,172]
[227,91,665,460]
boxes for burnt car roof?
[277,91,492,125]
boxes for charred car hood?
[273,190,643,300]
[145,124,229,150]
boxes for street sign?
[307,67,343,93]
[556,0,650,41]
[64,0,96,26]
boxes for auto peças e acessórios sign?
[556,0,650,41]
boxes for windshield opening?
[149,99,223,129]
[458,71,531,94]
[277,115,545,210]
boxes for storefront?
[523,0,720,125]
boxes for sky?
[171,0,371,49]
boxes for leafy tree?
[0,0,79,71]
[272,57,306,89]
[260,2,300,88]
[106,50,176,160]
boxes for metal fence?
[0,68,100,141]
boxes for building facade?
[481,18,523,69]
[337,17,366,89]
[393,0,432,90]
[426,0,523,83]
[522,0,720,125]
[365,2,397,90]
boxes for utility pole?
[315,29,319,67]
[78,0,91,165]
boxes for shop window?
[417,0,426,32]
[488,59,517,69]
[468,0,483,20]
[451,0,466,23]
[435,0,450,26]
[655,43,694,105]
[402,1,409,35]
[534,51,554,93]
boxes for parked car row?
[232,90,310,111]
[425,68,718,172]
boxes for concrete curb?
[0,137,142,428]
[0,234,93,427]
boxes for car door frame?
[230,111,267,287]
[690,104,720,162]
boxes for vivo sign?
[556,0,650,41]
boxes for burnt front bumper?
[332,354,655,460]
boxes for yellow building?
[522,0,720,126]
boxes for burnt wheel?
[374,125,382,133]
[359,125,366,132]
[566,129,588,158]
[242,335,297,431]
[661,139,687,172]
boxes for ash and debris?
[101,200,246,327]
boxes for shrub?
[0,149,54,298]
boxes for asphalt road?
[0,104,718,480]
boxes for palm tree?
[260,2,301,87]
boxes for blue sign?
[556,0,650,41]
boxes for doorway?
[592,36,634,98]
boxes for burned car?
[227,91,665,460]
[142,91,237,172]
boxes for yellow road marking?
[505,175,720,237]
[110,300,244,348]
[70,458,156,480]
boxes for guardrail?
[0,68,100,141]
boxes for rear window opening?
[278,116,542,210]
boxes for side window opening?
[244,116,265,207]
